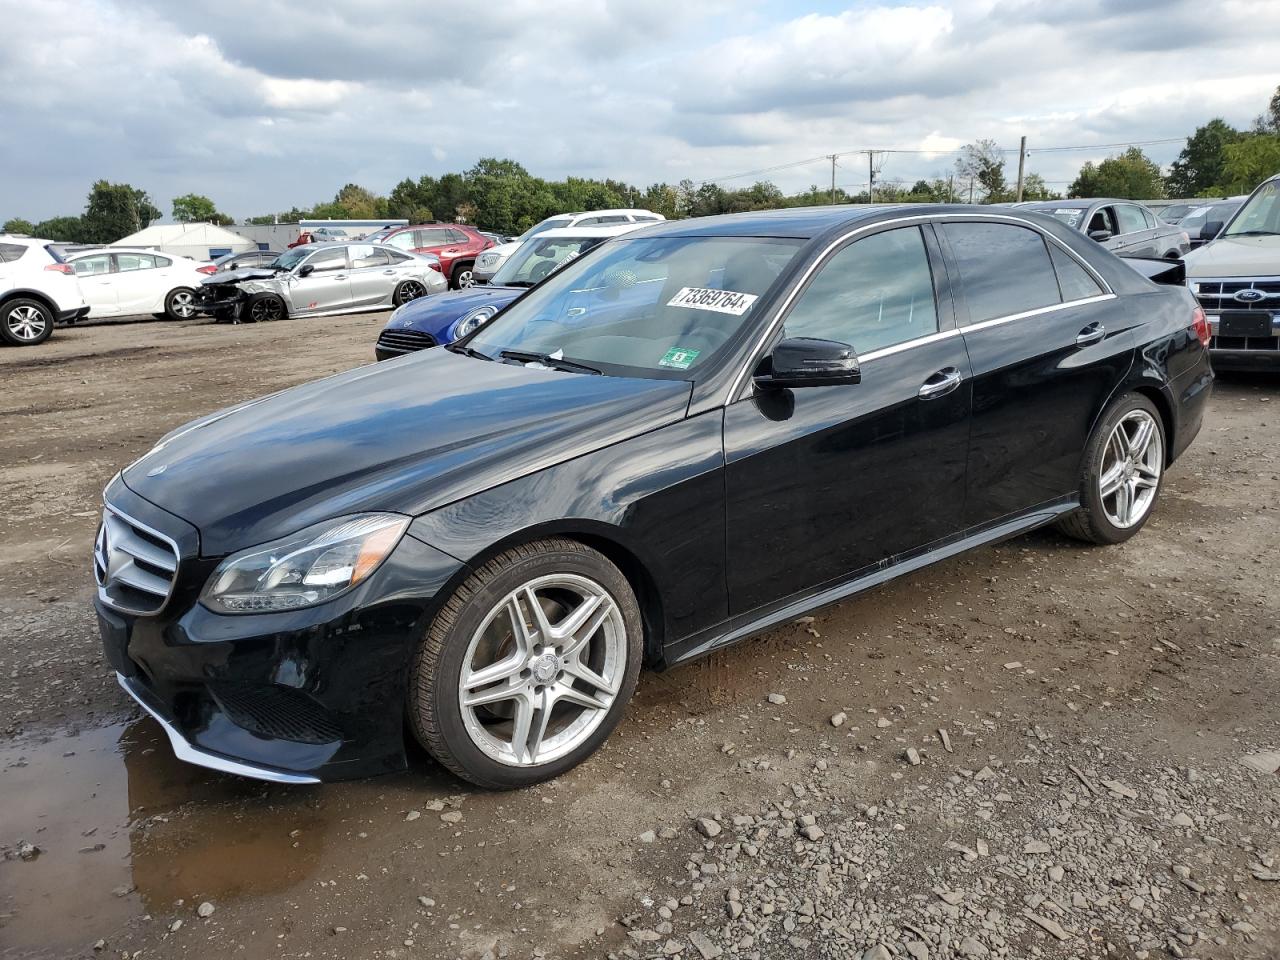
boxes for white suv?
[0,236,88,346]
[473,209,666,283]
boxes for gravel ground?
[0,313,1277,960]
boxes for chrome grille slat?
[94,505,181,615]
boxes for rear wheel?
[245,294,285,323]
[1057,393,1165,544]
[450,262,475,290]
[393,280,427,306]
[408,539,642,789]
[164,287,197,321]
[0,298,54,346]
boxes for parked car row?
[473,209,666,283]
[1017,198,1190,259]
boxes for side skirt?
[662,497,1078,668]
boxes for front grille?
[94,507,180,615]
[209,684,342,744]
[1194,277,1280,312]
[377,329,436,354]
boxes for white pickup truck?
[1184,173,1280,370]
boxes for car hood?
[206,267,281,284]
[1184,235,1280,277]
[482,242,519,259]
[121,349,692,556]
[386,286,520,332]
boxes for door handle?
[333,275,347,280]
[382,269,396,275]
[1075,323,1105,347]
[918,367,963,399]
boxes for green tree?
[172,193,220,223]
[3,217,35,234]
[1252,84,1280,133]
[1070,147,1164,199]
[1166,119,1242,197]
[388,176,435,223]
[32,216,84,241]
[1020,172,1058,201]
[1218,134,1280,193]
[81,180,143,243]
[132,189,161,228]
[333,183,387,219]
[955,140,1007,202]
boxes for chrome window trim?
[96,502,182,616]
[725,212,1113,404]
[856,328,963,364]
[1191,275,1280,284]
[957,293,1116,335]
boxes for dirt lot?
[1,313,1278,960]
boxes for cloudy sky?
[1,0,1277,222]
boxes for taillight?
[197,265,217,275]
[44,263,75,275]
[427,261,441,272]
[1191,306,1210,348]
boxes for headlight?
[452,305,497,340]
[200,514,409,614]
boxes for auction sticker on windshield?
[659,347,700,370]
[667,286,758,316]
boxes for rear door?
[1113,203,1155,256]
[724,224,972,613]
[939,219,1135,526]
[347,245,395,306]
[71,253,118,315]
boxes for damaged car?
[196,242,446,323]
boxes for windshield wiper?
[445,343,493,361]
[1225,230,1280,238]
[499,349,601,375]
[504,280,536,288]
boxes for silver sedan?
[196,243,447,323]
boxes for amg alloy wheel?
[164,288,197,321]
[408,539,642,788]
[394,280,426,306]
[0,299,53,346]
[1058,394,1165,544]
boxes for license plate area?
[1219,312,1273,338]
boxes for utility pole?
[867,150,875,203]
[968,178,974,203]
[1015,135,1027,202]
[947,174,955,204]
[829,154,837,204]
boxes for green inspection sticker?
[659,347,700,370]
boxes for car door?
[111,253,163,313]
[346,245,394,306]
[1113,203,1154,256]
[291,245,352,312]
[71,253,118,315]
[723,224,972,614]
[938,219,1136,526]
[1084,205,1123,251]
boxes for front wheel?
[164,287,197,321]
[245,294,285,323]
[1057,393,1165,544]
[408,539,642,789]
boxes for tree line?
[7,87,1279,243]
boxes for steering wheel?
[530,260,555,282]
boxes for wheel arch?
[1,288,59,316]
[1130,382,1176,466]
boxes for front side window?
[73,254,113,276]
[783,227,938,353]
[303,247,348,272]
[490,236,607,287]
[1223,179,1280,237]
[469,236,803,378]
[943,222,1062,323]
[1086,207,1118,236]
[1115,204,1147,235]
[385,231,417,251]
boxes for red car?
[362,224,493,288]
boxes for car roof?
[524,224,647,239]
[0,235,56,246]
[1020,199,1149,210]
[620,204,956,240]
[65,246,184,258]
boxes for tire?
[408,538,643,789]
[393,280,427,306]
[245,294,285,323]
[1056,393,1166,545]
[163,287,197,321]
[449,261,475,290]
[0,298,54,346]
[1162,250,1181,261]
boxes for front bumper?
[97,485,466,782]
[194,287,249,319]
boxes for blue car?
[374,225,638,360]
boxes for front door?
[724,224,972,615]
[937,220,1136,525]
[291,246,351,313]
[72,253,118,316]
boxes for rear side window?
[0,243,27,263]
[116,253,158,271]
[417,228,453,246]
[386,250,412,263]
[1048,244,1104,301]
[446,228,469,243]
[351,245,389,268]
[783,226,939,353]
[942,222,1061,323]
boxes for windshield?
[1180,203,1240,234]
[467,236,804,379]
[1037,207,1085,228]
[271,248,311,270]
[490,235,607,286]
[1158,204,1195,223]
[1223,180,1280,237]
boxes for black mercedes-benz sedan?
[95,205,1213,789]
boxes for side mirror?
[1200,221,1223,241]
[297,264,314,277]
[1088,229,1112,242]
[754,337,860,390]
